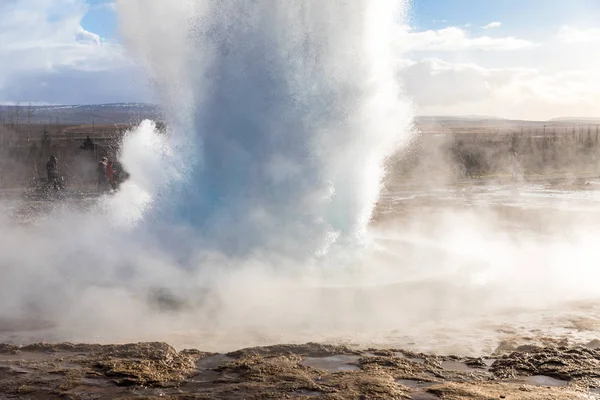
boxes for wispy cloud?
[483,21,502,30]
[558,25,600,43]
[399,57,600,120]
[400,26,537,52]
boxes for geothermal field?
[2,1,600,399]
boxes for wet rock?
[428,382,589,400]
[365,349,396,357]
[463,357,488,369]
[19,342,108,354]
[358,355,428,379]
[491,345,600,382]
[90,342,197,387]
[1,341,600,399]
[0,343,19,354]
[181,348,211,357]
[227,342,359,359]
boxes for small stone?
[585,339,600,349]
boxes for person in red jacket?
[106,160,116,190]
[97,157,108,191]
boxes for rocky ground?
[1,340,599,399]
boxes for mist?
[1,1,600,358]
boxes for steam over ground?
[1,1,600,356]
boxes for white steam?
[102,120,178,226]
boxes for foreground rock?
[0,341,598,399]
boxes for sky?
[1,0,600,120]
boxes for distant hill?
[0,103,162,125]
[419,115,600,123]
[416,115,506,122]
[1,103,598,127]
[549,117,600,124]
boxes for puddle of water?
[67,384,125,398]
[292,389,322,397]
[397,378,436,389]
[185,370,221,384]
[130,387,169,397]
[196,354,233,370]
[182,371,241,393]
[483,358,496,367]
[300,355,360,372]
[410,393,440,400]
[0,351,73,362]
[0,368,14,380]
[440,360,477,372]
[190,354,238,385]
[80,378,113,387]
[519,375,569,387]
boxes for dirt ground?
[0,341,599,399]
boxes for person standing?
[112,161,128,190]
[97,157,108,191]
[106,160,116,190]
[46,155,62,190]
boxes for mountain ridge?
[1,103,598,125]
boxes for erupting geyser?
[116,1,414,260]
[4,1,600,356]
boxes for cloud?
[400,58,533,107]
[399,57,600,120]
[0,0,148,104]
[400,26,537,52]
[76,26,101,45]
[0,67,153,105]
[558,25,600,43]
[483,22,502,30]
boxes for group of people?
[44,154,129,193]
[97,156,128,191]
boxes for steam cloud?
[1,1,599,356]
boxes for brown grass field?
[0,118,599,189]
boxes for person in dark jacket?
[46,155,62,190]
[111,160,128,190]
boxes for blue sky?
[78,0,600,43]
[81,0,117,40]
[413,0,600,35]
[2,0,600,119]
